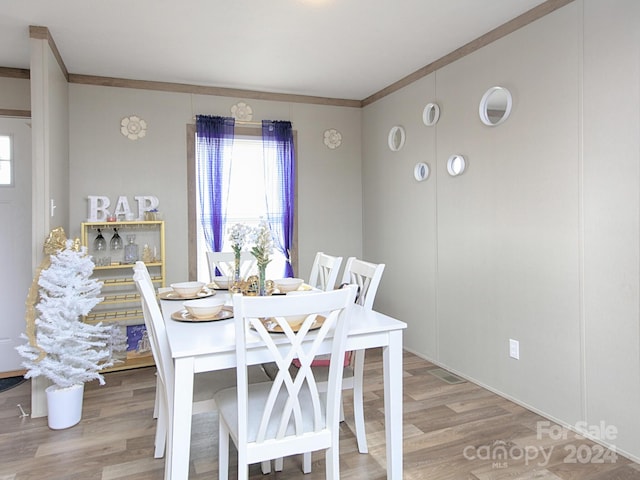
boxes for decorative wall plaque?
[231,102,253,121]
[323,128,342,149]
[120,115,147,140]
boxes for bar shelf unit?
[81,220,165,371]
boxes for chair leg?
[275,455,310,473]
[153,372,160,419]
[326,446,340,480]
[154,391,167,458]
[303,452,312,473]
[219,422,229,480]
[353,349,368,454]
[237,452,248,480]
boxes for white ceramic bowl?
[213,275,233,289]
[274,278,304,293]
[170,281,206,298]
[183,297,226,319]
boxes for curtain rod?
[192,117,262,127]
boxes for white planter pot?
[45,383,84,429]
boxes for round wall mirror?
[388,126,406,151]
[414,162,430,182]
[447,154,466,176]
[479,86,512,126]
[422,103,440,126]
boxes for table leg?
[168,356,195,480]
[383,330,403,480]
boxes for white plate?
[159,290,215,301]
[171,308,233,322]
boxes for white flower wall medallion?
[323,128,342,149]
[121,115,147,140]
[231,102,253,121]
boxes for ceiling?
[1,0,549,101]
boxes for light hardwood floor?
[1,349,638,480]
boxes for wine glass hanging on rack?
[110,228,123,250]
[94,228,107,252]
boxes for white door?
[0,117,32,373]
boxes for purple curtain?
[262,120,295,277]
[196,115,235,257]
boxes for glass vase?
[258,264,267,296]
[234,252,241,284]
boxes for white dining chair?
[261,251,341,471]
[206,251,257,281]
[132,262,271,471]
[307,252,343,291]
[215,286,357,480]
[266,256,384,471]
[311,257,385,456]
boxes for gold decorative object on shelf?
[142,244,153,263]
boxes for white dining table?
[160,293,406,480]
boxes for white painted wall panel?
[583,0,640,461]
[363,0,640,461]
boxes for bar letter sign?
[87,195,159,221]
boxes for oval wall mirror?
[447,154,466,177]
[479,86,512,126]
[422,103,440,126]
[414,162,430,182]
[388,125,406,151]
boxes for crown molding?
[361,0,575,107]
[68,74,362,108]
[0,109,30,118]
[0,67,30,79]
[29,25,69,81]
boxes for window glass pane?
[0,135,11,185]
[0,161,10,185]
[0,135,10,160]
[226,137,264,220]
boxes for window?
[0,134,12,186]
[187,125,297,282]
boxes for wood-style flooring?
[1,348,638,480]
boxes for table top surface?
[161,292,406,359]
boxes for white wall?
[28,34,70,416]
[362,0,640,461]
[30,38,69,260]
[67,86,363,284]
[583,0,640,460]
[0,77,30,110]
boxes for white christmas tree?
[17,240,125,389]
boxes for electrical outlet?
[509,339,519,359]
